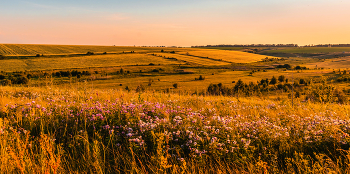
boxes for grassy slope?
[0,53,178,72]
[264,47,350,54]
[0,44,193,56]
[178,49,274,63]
[1,86,350,173]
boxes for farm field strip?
[178,49,273,63]
[305,57,350,69]
[0,44,195,56]
[155,53,231,66]
[264,47,350,54]
[0,53,178,72]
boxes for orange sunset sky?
[1,0,349,46]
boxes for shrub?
[197,75,205,80]
[0,54,6,59]
[26,74,32,79]
[278,75,285,83]
[86,51,94,55]
[136,84,145,92]
[12,76,29,85]
[173,83,178,89]
[1,79,11,86]
[270,76,277,85]
[55,72,61,77]
[0,74,5,80]
[277,64,291,69]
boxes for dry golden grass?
[179,49,275,63]
[305,56,350,69]
[1,86,350,173]
[0,53,177,72]
[0,44,192,56]
[154,53,230,66]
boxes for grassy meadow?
[0,53,178,72]
[2,44,350,173]
[178,50,273,63]
[0,44,192,56]
[1,86,350,173]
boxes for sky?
[0,0,349,46]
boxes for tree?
[0,54,6,59]
[173,83,178,89]
[270,76,277,85]
[278,75,285,83]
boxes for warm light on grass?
[1,86,350,173]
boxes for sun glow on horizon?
[0,0,349,46]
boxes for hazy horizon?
[1,0,349,46]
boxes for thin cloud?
[23,1,60,10]
[107,14,130,21]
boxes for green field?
[263,47,350,54]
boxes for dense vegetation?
[1,86,350,173]
[2,44,350,173]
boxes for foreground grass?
[1,86,350,173]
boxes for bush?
[86,52,94,55]
[12,76,29,85]
[0,74,5,80]
[270,76,277,85]
[0,54,6,59]
[1,79,11,86]
[278,75,285,83]
[277,64,291,69]
[136,84,145,92]
[173,83,178,89]
[27,74,32,79]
